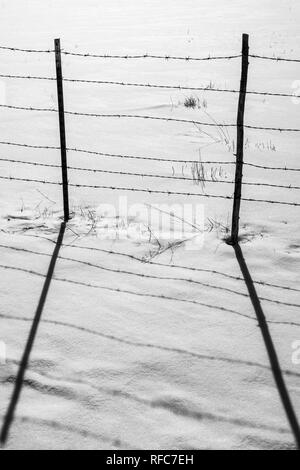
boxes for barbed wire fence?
[0,35,299,241]
[1,35,300,450]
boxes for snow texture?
[0,0,299,450]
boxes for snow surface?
[0,0,299,450]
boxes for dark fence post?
[230,33,249,244]
[54,38,69,222]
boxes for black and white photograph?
[0,0,299,453]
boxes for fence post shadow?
[232,242,300,449]
[0,222,66,446]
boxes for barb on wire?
[1,156,300,190]
[0,73,297,98]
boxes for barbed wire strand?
[1,104,300,132]
[0,46,242,61]
[244,162,300,172]
[0,140,299,171]
[1,45,299,62]
[0,174,299,206]
[0,140,60,152]
[61,51,242,61]
[1,157,300,190]
[0,139,233,164]
[249,54,300,63]
[0,175,61,186]
[0,73,297,98]
[0,45,54,53]
[61,184,300,205]
[0,103,56,113]
[64,112,300,132]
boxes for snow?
[0,0,299,450]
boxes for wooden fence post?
[54,38,69,222]
[230,33,249,244]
